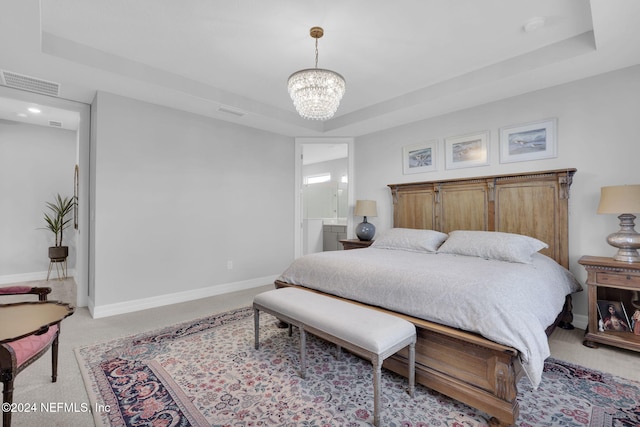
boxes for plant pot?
[48,246,68,260]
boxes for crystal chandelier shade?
[288,68,346,120]
[288,27,345,121]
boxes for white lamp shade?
[598,185,640,214]
[354,200,377,217]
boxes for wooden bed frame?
[276,168,577,426]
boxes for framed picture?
[444,131,489,170]
[403,140,437,174]
[597,300,631,332]
[499,118,557,163]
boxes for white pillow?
[437,230,548,263]
[371,228,448,253]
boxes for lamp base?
[607,214,640,263]
[355,218,376,241]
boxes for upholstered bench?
[253,287,416,426]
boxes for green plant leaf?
[41,193,76,247]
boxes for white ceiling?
[1,0,639,136]
[0,96,79,130]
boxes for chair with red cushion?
[0,286,58,427]
[0,286,51,301]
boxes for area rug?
[75,307,640,427]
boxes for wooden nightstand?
[578,255,640,351]
[339,239,374,250]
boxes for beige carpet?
[4,278,640,426]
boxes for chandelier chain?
[287,26,345,120]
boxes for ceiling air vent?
[1,70,60,97]
[49,120,63,128]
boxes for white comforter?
[277,248,582,387]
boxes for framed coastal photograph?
[403,140,437,174]
[499,118,557,163]
[444,131,489,170]
[597,300,631,332]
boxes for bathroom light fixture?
[287,26,345,121]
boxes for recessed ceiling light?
[28,107,41,113]
[523,17,546,33]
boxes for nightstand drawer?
[596,272,640,288]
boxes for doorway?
[294,137,354,258]
[0,86,90,307]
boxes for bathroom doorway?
[294,137,354,258]
[0,86,90,307]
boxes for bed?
[275,168,579,427]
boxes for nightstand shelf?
[339,239,374,250]
[578,255,640,351]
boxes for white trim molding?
[0,269,77,285]
[88,275,276,319]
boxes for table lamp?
[597,185,640,262]
[354,200,377,241]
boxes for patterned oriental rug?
[75,307,640,427]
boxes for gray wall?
[354,65,640,325]
[303,157,348,219]
[0,122,76,277]
[90,92,294,311]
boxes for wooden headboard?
[388,168,576,268]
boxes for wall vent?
[1,70,60,97]
[49,120,63,128]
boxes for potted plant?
[42,194,75,260]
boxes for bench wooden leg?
[408,342,415,397]
[253,308,260,350]
[299,325,307,379]
[372,355,382,427]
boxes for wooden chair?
[0,286,57,427]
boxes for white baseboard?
[572,313,588,330]
[89,275,277,319]
[0,269,76,285]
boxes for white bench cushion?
[253,287,415,354]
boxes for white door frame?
[294,137,354,259]
[0,86,91,308]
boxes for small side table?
[578,255,640,352]
[0,301,75,343]
[339,239,374,250]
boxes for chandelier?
[288,27,346,120]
